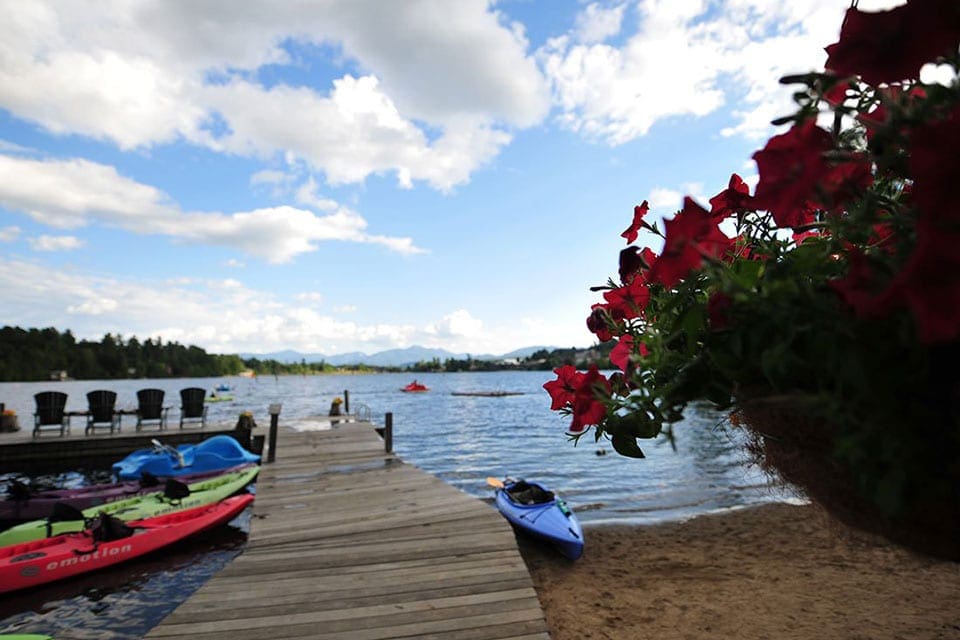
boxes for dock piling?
[384,411,393,453]
[267,403,281,463]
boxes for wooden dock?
[145,421,550,640]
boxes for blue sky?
[0,0,901,356]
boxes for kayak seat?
[7,479,31,501]
[90,512,134,542]
[507,481,555,505]
[46,502,87,537]
[163,479,191,502]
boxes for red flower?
[603,278,650,322]
[610,334,648,373]
[709,173,754,220]
[707,292,734,330]
[586,305,616,342]
[619,246,656,284]
[875,221,960,343]
[909,105,960,225]
[752,121,834,228]
[830,249,888,318]
[825,0,960,86]
[543,365,584,411]
[621,200,651,244]
[647,197,733,288]
[568,365,611,434]
[819,157,874,212]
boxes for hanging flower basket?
[543,2,960,560]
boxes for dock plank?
[145,422,549,639]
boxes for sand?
[518,503,960,640]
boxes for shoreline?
[518,502,960,640]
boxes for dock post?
[267,403,282,463]
[384,412,393,453]
[344,390,350,414]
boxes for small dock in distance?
[145,420,550,640]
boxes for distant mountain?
[238,344,556,367]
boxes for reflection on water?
[0,371,801,637]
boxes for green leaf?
[611,433,646,458]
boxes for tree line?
[0,326,245,382]
[0,325,614,381]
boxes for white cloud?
[540,0,903,146]
[0,153,424,262]
[648,187,682,210]
[426,309,484,338]
[0,0,549,190]
[224,258,245,268]
[295,177,340,213]
[29,234,84,251]
[296,292,324,304]
[0,226,19,242]
[575,3,627,44]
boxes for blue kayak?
[112,435,260,481]
[494,478,584,560]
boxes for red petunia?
[709,173,754,220]
[825,0,960,86]
[586,305,616,342]
[543,364,585,411]
[752,121,834,228]
[909,104,960,225]
[619,246,656,284]
[647,197,733,288]
[621,200,651,244]
[818,157,874,212]
[609,334,649,373]
[707,292,734,331]
[829,249,888,319]
[874,220,960,343]
[603,278,650,322]
[568,365,611,435]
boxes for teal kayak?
[0,466,258,546]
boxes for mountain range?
[237,345,554,367]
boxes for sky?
[0,0,906,357]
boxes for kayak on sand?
[0,493,254,595]
[490,477,584,560]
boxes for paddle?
[486,476,504,489]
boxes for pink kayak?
[0,493,254,594]
[1,463,257,521]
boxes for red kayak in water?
[401,381,429,392]
[0,493,253,594]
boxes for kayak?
[401,382,429,392]
[205,395,234,403]
[0,493,253,594]
[493,478,584,560]
[0,466,259,546]
[0,636,55,639]
[1,463,258,521]
[112,435,260,481]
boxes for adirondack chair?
[179,387,207,429]
[33,391,69,437]
[85,389,121,435]
[135,388,170,431]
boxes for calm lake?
[0,371,799,638]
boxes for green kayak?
[0,636,55,639]
[0,466,258,546]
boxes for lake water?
[0,371,800,638]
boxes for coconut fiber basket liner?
[735,394,960,561]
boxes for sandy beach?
[518,503,960,640]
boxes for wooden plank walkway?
[145,421,550,640]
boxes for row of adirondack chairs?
[32,388,209,437]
